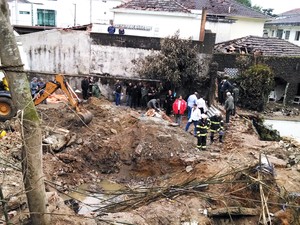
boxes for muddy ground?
[0,97,300,225]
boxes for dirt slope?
[0,97,299,225]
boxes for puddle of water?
[62,180,126,215]
[264,119,300,143]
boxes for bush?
[238,64,274,111]
[132,31,204,92]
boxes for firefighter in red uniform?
[196,114,210,151]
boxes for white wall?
[104,10,201,40]
[206,17,265,43]
[16,30,91,74]
[229,18,265,40]
[8,0,123,28]
[90,45,156,77]
[205,21,232,44]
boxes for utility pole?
[74,3,77,27]
[90,0,92,24]
[199,7,207,42]
[73,3,76,26]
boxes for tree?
[261,8,277,17]
[235,0,251,7]
[132,32,204,93]
[0,0,50,224]
[238,64,274,111]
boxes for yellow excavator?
[0,74,93,124]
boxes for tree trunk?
[0,1,50,224]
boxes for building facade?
[264,9,300,46]
[7,0,123,28]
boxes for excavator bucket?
[77,109,93,125]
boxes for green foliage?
[132,32,202,90]
[235,0,251,7]
[238,64,274,111]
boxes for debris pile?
[0,97,300,224]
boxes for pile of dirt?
[1,98,300,225]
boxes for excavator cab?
[0,73,16,122]
[34,74,93,125]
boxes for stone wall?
[213,54,300,103]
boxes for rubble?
[0,97,300,224]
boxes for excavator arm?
[34,74,93,125]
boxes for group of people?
[107,21,125,35]
[182,92,224,151]
[84,78,239,151]
[115,81,175,111]
[81,76,101,100]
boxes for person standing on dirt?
[81,76,89,100]
[131,84,139,108]
[126,82,133,107]
[147,86,157,101]
[114,80,122,106]
[209,111,224,143]
[187,92,198,119]
[37,78,47,104]
[185,103,201,136]
[197,96,208,114]
[224,92,234,124]
[219,79,233,105]
[137,82,143,107]
[196,114,211,150]
[232,83,239,116]
[165,90,174,116]
[30,77,39,99]
[172,95,187,126]
[140,84,148,108]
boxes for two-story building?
[264,8,300,46]
[7,0,125,28]
[95,0,269,42]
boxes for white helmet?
[201,114,208,119]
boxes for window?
[271,30,274,37]
[295,31,300,41]
[276,29,283,39]
[37,9,56,27]
[285,30,290,40]
[19,11,30,15]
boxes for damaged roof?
[214,35,300,57]
[114,0,191,13]
[115,0,268,19]
[7,0,31,3]
[266,8,300,26]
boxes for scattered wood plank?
[208,207,260,217]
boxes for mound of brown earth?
[1,98,300,224]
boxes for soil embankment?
[0,97,299,224]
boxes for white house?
[7,0,125,28]
[101,0,269,43]
[264,8,300,46]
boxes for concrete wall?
[16,30,91,75]
[16,30,216,94]
[213,54,300,103]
